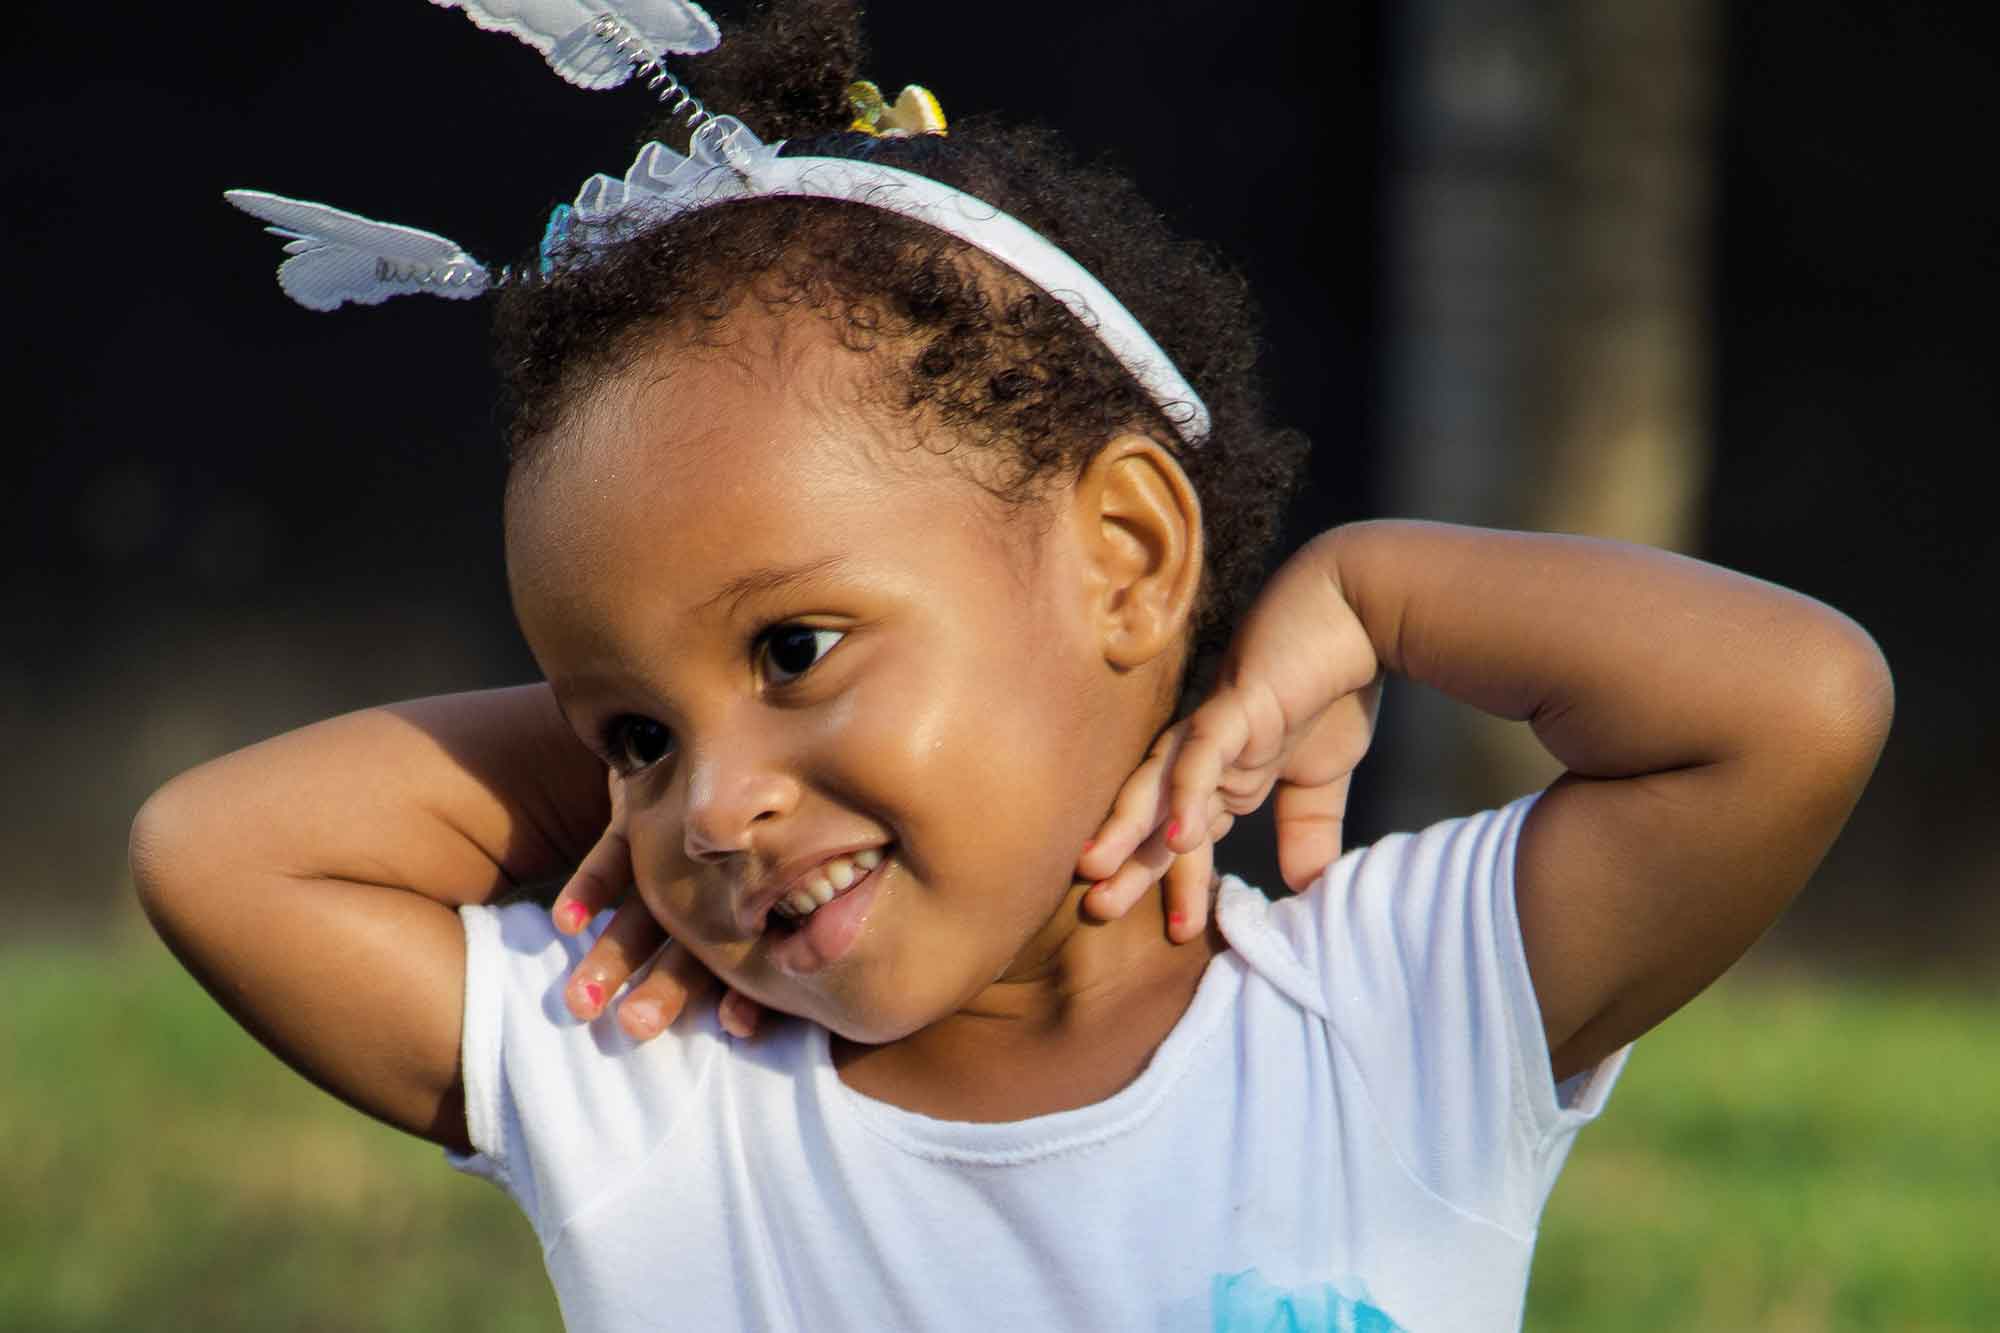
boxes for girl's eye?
[758,625,845,686]
[605,716,674,772]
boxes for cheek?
[631,868,697,939]
[634,870,766,988]
[833,632,1102,882]
[624,815,706,935]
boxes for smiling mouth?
[769,845,888,929]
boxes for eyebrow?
[695,554,855,619]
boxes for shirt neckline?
[810,879,1263,1166]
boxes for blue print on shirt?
[1211,1268,1408,1333]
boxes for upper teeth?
[775,846,884,920]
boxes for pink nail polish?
[1166,818,1183,842]
[1082,837,1096,852]
[580,981,605,1010]
[558,901,588,932]
[1169,910,1186,926]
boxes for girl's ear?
[1072,433,1204,670]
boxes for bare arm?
[129,685,609,1152]
[1324,521,1893,1080]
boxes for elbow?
[129,771,210,935]
[1819,618,1894,767]
[129,780,179,926]
[1785,613,1894,800]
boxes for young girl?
[133,1,1892,1327]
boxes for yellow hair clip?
[846,80,948,138]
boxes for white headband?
[224,1,1212,444]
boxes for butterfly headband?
[226,1,1212,444]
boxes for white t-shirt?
[451,795,1627,1331]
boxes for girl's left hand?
[1077,535,1383,941]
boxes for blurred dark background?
[5,0,1995,971]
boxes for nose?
[680,728,802,862]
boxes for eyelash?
[601,715,673,775]
[596,623,847,774]
[756,623,846,687]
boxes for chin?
[806,994,943,1047]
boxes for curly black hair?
[494,0,1308,702]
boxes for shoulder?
[455,901,740,1235]
[1217,798,1628,1231]
[1220,798,1541,1014]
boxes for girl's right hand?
[1076,532,1383,939]
[553,772,767,1041]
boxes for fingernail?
[1081,837,1096,852]
[1168,910,1186,926]
[558,901,588,932]
[580,980,605,1011]
[1166,818,1183,841]
[622,1000,660,1035]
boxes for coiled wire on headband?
[589,13,715,133]
[224,3,1213,440]
[362,12,720,295]
[373,257,525,290]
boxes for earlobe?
[1075,434,1203,670]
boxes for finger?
[565,896,668,1021]
[718,989,763,1040]
[1077,731,1186,881]
[1160,810,1235,941]
[552,822,633,935]
[1082,822,1178,921]
[1277,677,1377,785]
[1164,698,1254,853]
[1273,769,1353,893]
[1088,789,1227,923]
[1160,837,1214,942]
[614,939,718,1040]
[1267,678,1379,891]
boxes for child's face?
[507,320,1166,1042]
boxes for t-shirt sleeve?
[1262,794,1629,1236]
[446,901,721,1244]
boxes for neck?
[831,879,1225,1121]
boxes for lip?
[735,841,892,937]
[763,849,891,976]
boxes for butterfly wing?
[428,0,720,89]
[225,189,486,310]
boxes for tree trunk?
[1377,0,1716,826]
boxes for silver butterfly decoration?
[227,0,724,310]
[426,0,718,89]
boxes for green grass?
[4,929,1993,1330]
[1527,972,2000,1331]
[0,925,556,1333]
